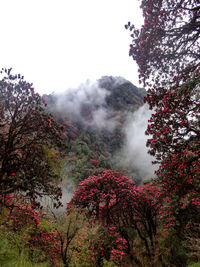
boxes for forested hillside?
[43,76,147,186]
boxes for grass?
[0,231,49,267]
[187,263,200,267]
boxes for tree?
[126,0,200,235]
[51,210,86,267]
[67,170,163,266]
[144,73,200,233]
[67,170,137,225]
[126,0,200,87]
[0,68,65,203]
[28,209,86,267]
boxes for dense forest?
[1,0,200,266]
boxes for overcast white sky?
[0,0,143,94]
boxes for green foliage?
[0,216,49,267]
[70,221,104,266]
[160,232,189,267]
[188,263,200,267]
[42,145,63,180]
[102,259,118,266]
[105,81,145,111]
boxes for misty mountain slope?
[99,76,146,111]
[43,76,153,186]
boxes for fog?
[118,104,157,181]
[47,78,156,193]
[53,79,119,131]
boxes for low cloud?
[117,104,157,181]
[55,80,109,116]
[53,79,119,131]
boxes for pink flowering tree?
[144,74,200,233]
[28,230,61,265]
[0,193,42,260]
[1,194,40,231]
[0,68,65,203]
[134,184,162,251]
[69,221,129,267]
[0,194,62,265]
[126,2,200,264]
[67,170,163,265]
[67,170,137,225]
[126,0,200,87]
